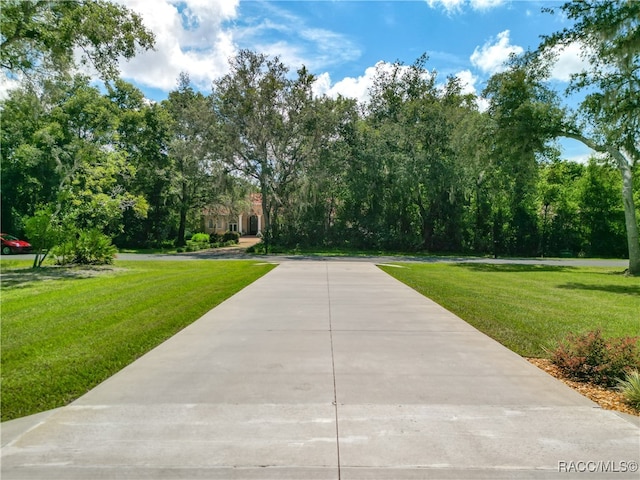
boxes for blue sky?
[233,1,553,79]
[112,0,589,160]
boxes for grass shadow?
[453,263,577,273]
[1,266,123,289]
[557,282,640,297]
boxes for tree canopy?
[1,0,155,80]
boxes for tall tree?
[541,0,640,274]
[164,73,220,246]
[0,83,52,233]
[213,50,325,252]
[578,159,627,257]
[483,64,564,255]
[537,160,584,257]
[290,95,359,246]
[108,79,174,247]
[1,0,154,80]
[450,108,495,253]
[42,76,146,234]
[355,57,476,251]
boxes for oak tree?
[541,0,640,274]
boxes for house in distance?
[202,193,263,236]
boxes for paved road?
[122,252,631,268]
[2,261,638,479]
[2,250,631,269]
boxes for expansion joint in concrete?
[325,263,341,480]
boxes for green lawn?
[0,260,275,421]
[380,263,640,358]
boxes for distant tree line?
[1,1,638,273]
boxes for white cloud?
[313,63,382,104]
[547,42,589,82]
[454,69,478,95]
[426,0,506,13]
[312,72,333,98]
[316,63,487,111]
[299,27,361,68]
[114,0,240,92]
[470,0,506,10]
[77,0,360,96]
[425,0,465,13]
[452,69,489,111]
[233,5,361,75]
[315,61,421,105]
[470,30,523,74]
[251,40,309,73]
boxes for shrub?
[185,233,210,252]
[222,231,240,243]
[551,330,640,387]
[53,229,117,265]
[52,238,75,265]
[209,233,222,244]
[616,370,640,410]
[186,240,209,252]
[191,233,209,243]
[73,229,118,265]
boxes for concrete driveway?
[2,261,638,479]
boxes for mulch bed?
[527,358,639,417]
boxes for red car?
[0,233,32,255]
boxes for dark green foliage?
[538,160,584,257]
[0,75,149,253]
[245,243,260,254]
[109,82,175,248]
[222,231,240,244]
[551,330,640,387]
[578,160,627,257]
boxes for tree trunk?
[177,208,187,247]
[416,200,430,250]
[614,150,640,275]
[260,181,271,254]
[560,132,640,275]
[177,183,188,247]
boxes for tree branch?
[557,130,605,153]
